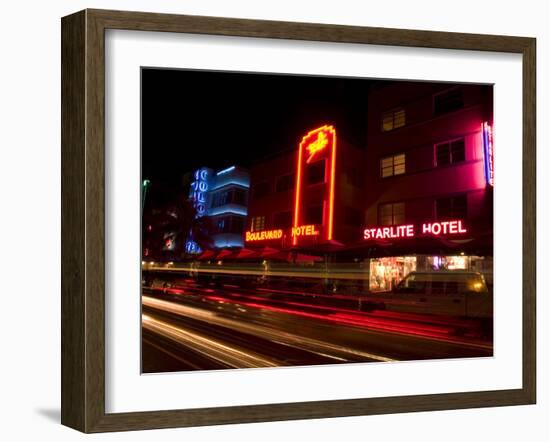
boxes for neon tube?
[293,125,337,245]
[327,128,337,241]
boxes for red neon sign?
[293,125,337,245]
[306,131,329,163]
[363,220,467,240]
[245,225,320,242]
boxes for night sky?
[141,68,376,193]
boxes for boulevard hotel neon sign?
[293,125,337,245]
[363,220,467,240]
[245,225,320,242]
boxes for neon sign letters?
[245,225,320,242]
[189,168,211,218]
[363,224,414,240]
[294,125,337,245]
[291,224,319,237]
[363,220,467,240]
[422,220,467,235]
[481,122,494,186]
[245,229,283,242]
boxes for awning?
[351,233,493,258]
[216,249,234,259]
[197,249,217,260]
[293,252,324,263]
[233,248,259,259]
[259,246,282,257]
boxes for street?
[141,275,493,373]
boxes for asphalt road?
[141,278,493,373]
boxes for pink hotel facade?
[244,81,494,291]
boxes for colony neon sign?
[189,168,211,218]
[481,122,494,186]
[245,225,320,242]
[363,220,467,240]
[294,125,337,245]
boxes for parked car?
[375,271,492,319]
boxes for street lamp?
[142,179,151,213]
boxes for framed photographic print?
[61,9,536,433]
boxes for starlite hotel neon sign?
[363,220,467,240]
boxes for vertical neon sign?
[189,168,211,218]
[481,122,494,186]
[293,125,337,245]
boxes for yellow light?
[306,131,329,163]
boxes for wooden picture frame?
[61,8,536,433]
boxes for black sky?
[141,68,376,190]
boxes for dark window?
[347,168,364,188]
[274,211,293,228]
[275,174,295,192]
[434,88,463,116]
[216,216,245,234]
[344,207,363,226]
[212,190,228,208]
[230,216,245,234]
[435,138,465,166]
[212,188,247,207]
[254,181,270,199]
[378,202,405,226]
[436,195,468,220]
[307,160,326,185]
[306,205,324,225]
[232,188,247,205]
[451,139,466,163]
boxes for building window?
[217,216,245,234]
[274,211,293,229]
[436,195,467,220]
[344,207,363,226]
[380,154,406,178]
[253,181,270,199]
[212,190,228,207]
[212,188,247,207]
[381,108,406,132]
[306,205,324,225]
[347,168,364,188]
[275,173,295,192]
[231,188,247,205]
[307,159,326,185]
[250,216,266,232]
[434,88,463,116]
[435,138,465,166]
[379,202,405,226]
[230,216,245,234]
